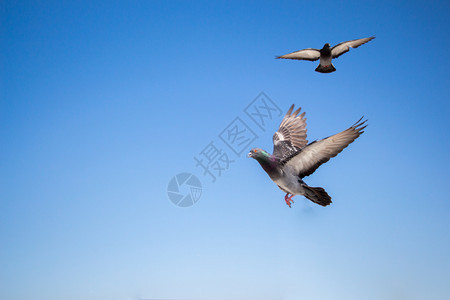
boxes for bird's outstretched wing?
[281,118,367,177]
[272,105,308,159]
[331,37,375,59]
[276,49,320,61]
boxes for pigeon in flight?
[276,37,375,73]
[248,105,367,207]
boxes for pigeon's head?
[247,148,270,160]
[323,43,331,48]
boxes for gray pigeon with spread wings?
[248,105,367,207]
[276,37,375,73]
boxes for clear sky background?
[1,1,450,299]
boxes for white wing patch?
[274,132,285,142]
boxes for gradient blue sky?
[1,1,450,299]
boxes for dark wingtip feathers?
[351,116,368,132]
[285,104,303,118]
[292,107,302,117]
[285,104,295,117]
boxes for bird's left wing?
[281,118,367,177]
[272,105,308,159]
[331,37,375,59]
[276,48,320,61]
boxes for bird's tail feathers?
[302,185,332,206]
[315,63,336,73]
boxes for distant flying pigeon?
[276,37,375,73]
[248,105,367,207]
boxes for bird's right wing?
[331,37,375,59]
[272,105,308,159]
[281,118,367,177]
[276,48,320,61]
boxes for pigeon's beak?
[247,152,252,158]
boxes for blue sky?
[1,1,449,299]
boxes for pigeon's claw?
[284,193,295,208]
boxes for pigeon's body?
[273,166,306,195]
[276,37,375,73]
[248,105,367,207]
[316,44,335,73]
[317,56,335,73]
[250,151,307,201]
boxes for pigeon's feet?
[284,193,295,208]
